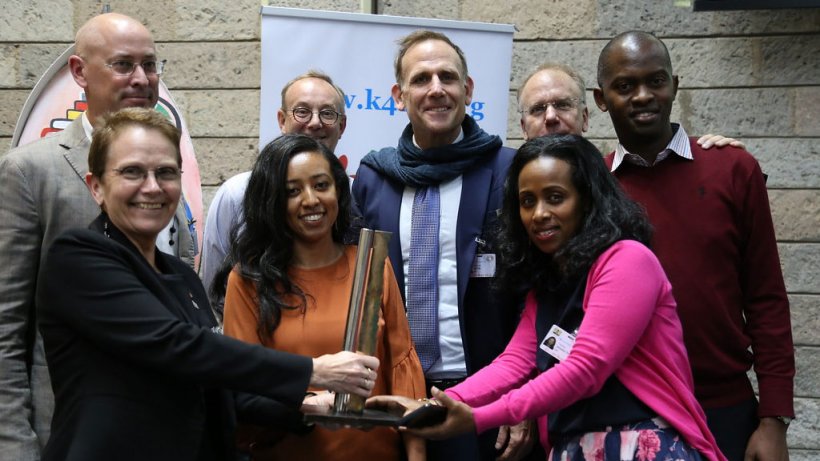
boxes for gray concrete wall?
[1,0,817,457]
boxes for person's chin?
[122,220,165,238]
[121,97,156,109]
[534,243,558,255]
[423,117,461,136]
[295,229,331,245]
[631,122,668,139]
[130,207,173,225]
[629,112,667,130]
[544,126,575,136]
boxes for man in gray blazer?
[0,13,196,460]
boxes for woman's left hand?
[404,387,475,440]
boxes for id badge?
[539,324,576,362]
[470,253,496,278]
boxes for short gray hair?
[518,63,587,110]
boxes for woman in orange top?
[221,134,425,460]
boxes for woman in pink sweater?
[370,135,725,461]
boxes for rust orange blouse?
[223,245,425,460]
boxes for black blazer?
[36,214,313,461]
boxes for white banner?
[260,7,515,175]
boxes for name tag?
[539,324,576,362]
[470,253,496,278]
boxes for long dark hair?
[497,134,652,295]
[213,134,352,339]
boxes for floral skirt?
[550,417,703,461]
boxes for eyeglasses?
[288,107,343,126]
[105,59,167,77]
[522,98,581,117]
[110,166,182,183]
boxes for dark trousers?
[426,426,547,461]
[427,431,496,461]
[424,378,545,461]
[423,378,486,460]
[704,398,759,461]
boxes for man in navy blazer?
[353,30,535,461]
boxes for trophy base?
[302,405,403,429]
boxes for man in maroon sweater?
[592,31,794,461]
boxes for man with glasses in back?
[199,70,347,309]
[0,13,196,461]
[518,63,591,138]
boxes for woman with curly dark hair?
[221,134,425,461]
[495,134,652,300]
[370,135,725,461]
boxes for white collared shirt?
[81,111,94,139]
[610,123,693,172]
[400,129,466,379]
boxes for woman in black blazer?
[36,107,379,461]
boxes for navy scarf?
[359,116,502,188]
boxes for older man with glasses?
[0,13,197,461]
[199,70,347,311]
[518,63,590,139]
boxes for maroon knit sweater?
[605,139,794,417]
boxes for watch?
[775,416,793,426]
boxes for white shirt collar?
[611,123,693,171]
[81,112,93,141]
